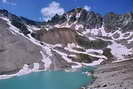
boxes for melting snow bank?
[108,41,132,60]
[0,60,98,80]
[0,63,41,80]
[40,50,52,70]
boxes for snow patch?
[75,24,83,30]
[86,49,103,54]
[32,63,40,71]
[40,48,52,70]
[65,46,107,59]
[108,41,132,59]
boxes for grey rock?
[0,18,42,74]
[104,12,133,33]
[86,60,133,89]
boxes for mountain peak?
[68,8,87,13]
[0,8,133,77]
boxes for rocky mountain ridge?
[0,8,133,77]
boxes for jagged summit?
[104,11,133,32]
[1,8,133,32]
[46,8,103,29]
[44,8,133,33]
[0,9,9,16]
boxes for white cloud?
[2,0,16,5]
[2,0,6,3]
[84,5,91,11]
[41,1,65,21]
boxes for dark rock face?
[34,28,78,45]
[103,48,113,59]
[104,12,133,32]
[11,19,31,35]
[0,9,9,17]
[104,12,120,32]
[47,8,133,33]
[0,9,44,35]
[76,35,111,49]
[72,53,99,63]
[46,8,103,29]
[20,17,43,27]
[1,8,133,34]
[78,10,103,29]
[0,18,42,74]
[0,9,30,35]
[47,14,67,25]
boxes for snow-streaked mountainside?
[0,8,133,78]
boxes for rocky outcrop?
[76,35,112,49]
[46,8,133,34]
[46,8,103,29]
[104,12,133,33]
[0,9,43,35]
[32,28,78,45]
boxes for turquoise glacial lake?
[0,67,95,89]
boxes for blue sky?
[0,0,133,21]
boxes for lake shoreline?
[0,66,96,89]
[0,64,96,80]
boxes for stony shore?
[84,59,133,89]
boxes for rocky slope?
[0,17,42,75]
[84,59,133,89]
[0,8,133,77]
